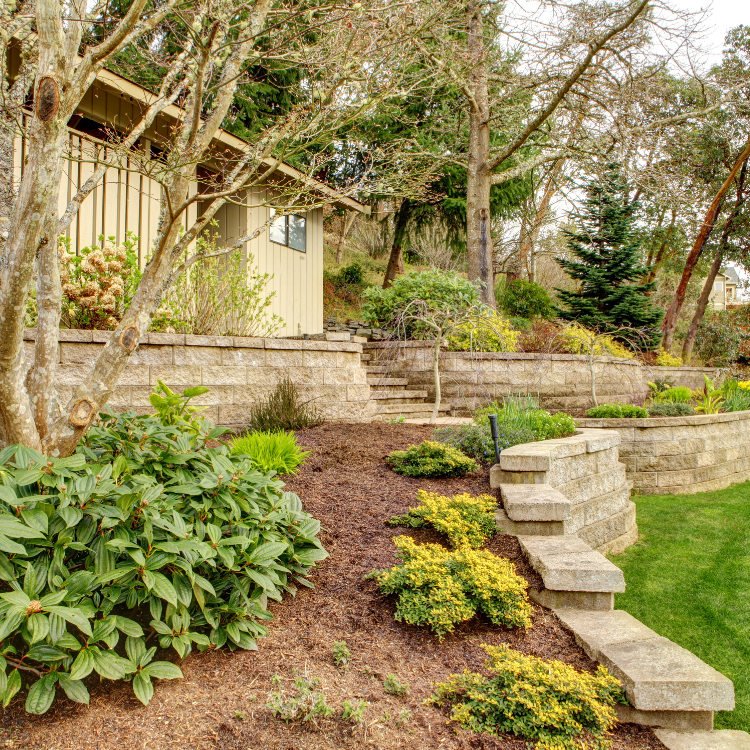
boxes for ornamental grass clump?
[230,430,311,476]
[369,537,531,638]
[430,644,626,750]
[387,490,497,549]
[387,441,478,478]
[249,376,323,432]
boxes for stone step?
[500,483,571,522]
[555,609,734,715]
[365,365,390,374]
[373,403,452,420]
[371,390,428,403]
[654,729,750,750]
[360,353,373,362]
[518,535,626,593]
[367,377,410,388]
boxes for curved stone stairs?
[361,351,451,420]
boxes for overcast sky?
[673,0,748,62]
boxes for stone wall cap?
[578,411,750,428]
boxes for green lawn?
[612,483,750,731]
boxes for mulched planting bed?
[0,423,665,750]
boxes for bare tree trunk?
[662,136,750,351]
[383,198,410,288]
[644,209,676,289]
[682,161,748,364]
[465,0,495,308]
[335,210,355,265]
[430,335,442,424]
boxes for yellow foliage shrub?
[446,312,519,353]
[430,644,626,750]
[561,324,634,359]
[656,350,683,367]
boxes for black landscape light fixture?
[488,413,501,465]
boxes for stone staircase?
[361,351,452,420]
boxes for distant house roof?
[723,267,741,285]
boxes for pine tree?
[555,166,663,349]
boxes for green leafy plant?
[496,279,554,320]
[369,536,531,639]
[0,388,328,714]
[383,673,410,697]
[148,380,210,426]
[267,672,333,724]
[721,378,750,413]
[387,490,497,549]
[152,234,283,337]
[249,376,323,432]
[341,699,368,724]
[429,644,625,750]
[362,268,481,340]
[651,386,693,404]
[647,378,675,395]
[647,402,696,417]
[387,441,478,478]
[337,263,364,285]
[586,403,648,418]
[332,640,352,669]
[435,421,535,464]
[230,431,311,476]
[694,374,724,415]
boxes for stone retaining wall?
[22,329,375,432]
[489,428,637,554]
[577,410,750,494]
[364,342,646,413]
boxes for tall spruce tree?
[556,166,663,349]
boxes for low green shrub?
[647,402,696,417]
[653,386,693,404]
[586,403,648,418]
[337,262,364,285]
[429,644,625,750]
[230,430,311,476]
[369,537,531,639]
[383,673,410,697]
[249,376,322,432]
[387,490,497,549]
[267,673,333,723]
[434,422,535,464]
[387,441,478,478]
[0,387,328,714]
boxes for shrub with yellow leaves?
[561,324,634,359]
[369,537,531,638]
[387,490,497,549]
[430,644,626,750]
[446,311,519,353]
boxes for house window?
[715,281,723,291]
[270,209,306,252]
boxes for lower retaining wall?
[22,329,376,431]
[489,428,637,554]
[577,411,750,494]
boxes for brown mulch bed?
[0,423,665,750]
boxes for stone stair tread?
[555,609,659,659]
[518,535,626,592]
[371,390,428,400]
[376,403,451,414]
[654,729,750,750]
[365,365,389,373]
[367,377,409,386]
[500,483,571,522]
[555,610,734,713]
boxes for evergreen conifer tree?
[555,166,663,349]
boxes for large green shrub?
[230,430,311,475]
[362,269,480,339]
[496,279,553,320]
[430,644,625,750]
[694,312,743,366]
[387,441,478,478]
[0,389,327,714]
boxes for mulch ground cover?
[0,423,665,750]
